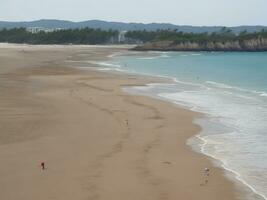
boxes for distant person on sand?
[204,167,210,184]
[40,162,45,170]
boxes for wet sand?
[0,44,240,200]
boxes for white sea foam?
[206,81,234,89]
[257,92,267,97]
[112,51,267,199]
[123,75,267,200]
[137,57,158,60]
[94,62,121,68]
[107,52,123,58]
[196,134,267,200]
[160,52,171,58]
[97,68,114,71]
[66,59,122,68]
[191,53,202,56]
[157,86,267,200]
[206,81,267,98]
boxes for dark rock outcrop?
[133,38,267,51]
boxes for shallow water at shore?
[96,51,267,200]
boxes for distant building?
[26,27,63,33]
[118,31,127,43]
[115,30,143,44]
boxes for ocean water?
[96,51,267,199]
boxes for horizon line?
[0,19,266,28]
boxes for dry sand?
[0,44,241,200]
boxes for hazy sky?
[1,0,267,26]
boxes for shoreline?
[120,76,266,200]
[194,134,267,200]
[122,77,266,200]
[0,44,242,200]
[98,50,266,200]
[70,46,257,199]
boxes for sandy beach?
[0,44,241,200]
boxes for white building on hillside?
[26,27,62,33]
[118,31,127,43]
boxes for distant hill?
[0,19,266,33]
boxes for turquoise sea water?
[97,51,267,199]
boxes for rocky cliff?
[133,38,267,51]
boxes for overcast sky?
[1,0,267,26]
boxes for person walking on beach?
[204,167,210,184]
[40,162,45,170]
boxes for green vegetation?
[0,27,266,48]
[0,28,118,44]
[126,28,267,44]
